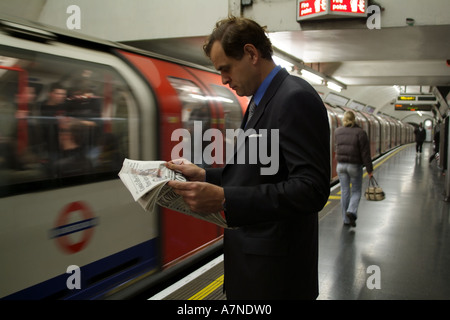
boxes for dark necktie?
[245,99,257,126]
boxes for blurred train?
[0,16,414,299]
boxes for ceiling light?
[300,69,324,85]
[273,55,294,70]
[327,81,343,92]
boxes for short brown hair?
[203,16,273,60]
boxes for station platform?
[149,143,450,300]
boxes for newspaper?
[118,158,228,228]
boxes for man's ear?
[243,44,259,64]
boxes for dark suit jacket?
[206,68,330,299]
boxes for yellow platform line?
[188,275,224,300]
[328,195,341,200]
[363,145,408,177]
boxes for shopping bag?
[365,176,385,201]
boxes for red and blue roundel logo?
[49,201,98,254]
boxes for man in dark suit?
[167,16,330,300]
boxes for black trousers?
[416,141,424,153]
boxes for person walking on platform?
[335,110,373,227]
[167,16,330,300]
[429,124,440,163]
[414,122,426,154]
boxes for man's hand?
[168,180,224,214]
[166,158,206,182]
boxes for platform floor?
[150,143,450,300]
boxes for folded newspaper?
[118,158,228,228]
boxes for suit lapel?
[244,68,289,130]
[225,68,289,174]
[240,98,253,130]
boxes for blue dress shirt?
[253,65,283,105]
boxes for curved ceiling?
[125,22,450,122]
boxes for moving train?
[0,16,414,299]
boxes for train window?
[0,46,135,195]
[167,77,212,167]
[209,84,243,131]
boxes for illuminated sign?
[395,104,433,112]
[395,94,437,105]
[398,96,416,101]
[297,0,367,21]
[297,0,327,20]
[330,0,366,14]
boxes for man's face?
[210,41,256,97]
[49,89,67,105]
